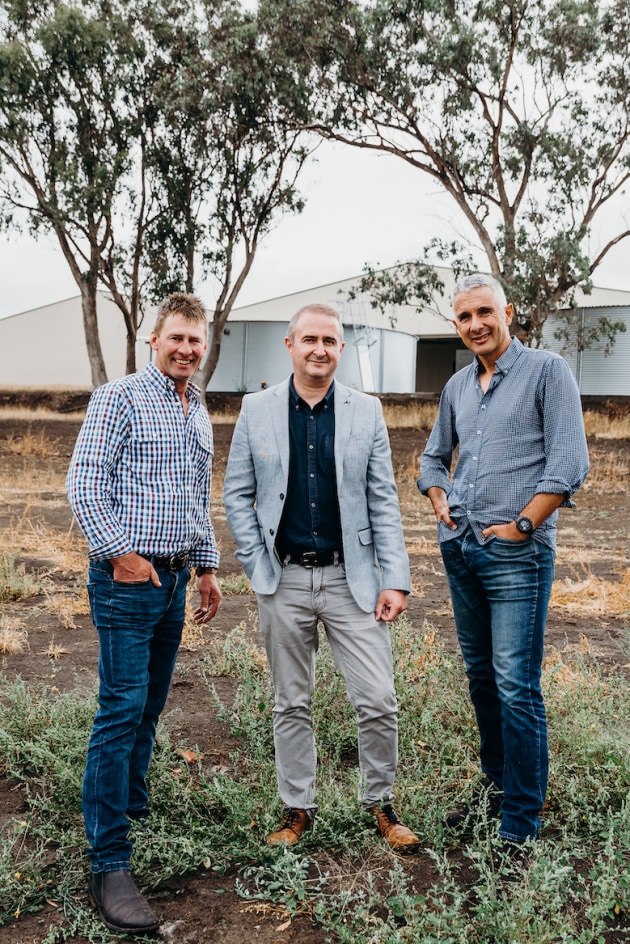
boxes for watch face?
[517,516,533,533]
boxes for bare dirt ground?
[1,405,629,943]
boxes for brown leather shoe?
[267,808,312,846]
[88,869,159,933]
[370,804,420,853]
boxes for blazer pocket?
[358,527,373,546]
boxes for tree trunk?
[196,319,224,391]
[126,329,137,375]
[79,276,108,388]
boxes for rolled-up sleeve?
[535,357,589,506]
[418,390,458,497]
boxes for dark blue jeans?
[440,530,555,842]
[84,560,190,872]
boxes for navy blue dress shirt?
[275,377,343,556]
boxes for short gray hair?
[287,303,344,342]
[453,273,507,311]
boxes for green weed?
[0,551,41,603]
[1,619,629,942]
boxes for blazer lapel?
[334,383,354,490]
[271,381,290,479]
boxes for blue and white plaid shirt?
[418,338,589,551]
[66,362,220,567]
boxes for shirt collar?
[145,361,201,403]
[474,336,524,377]
[288,375,335,408]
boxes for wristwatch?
[196,566,218,576]
[514,515,534,535]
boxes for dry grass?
[0,617,29,654]
[583,445,629,491]
[0,467,68,497]
[551,567,630,617]
[542,634,605,692]
[382,401,438,429]
[583,409,630,440]
[209,409,240,425]
[0,406,86,421]
[40,639,70,660]
[0,552,42,602]
[45,586,91,629]
[4,429,63,458]
[0,515,86,577]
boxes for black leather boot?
[88,870,159,933]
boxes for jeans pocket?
[112,577,152,585]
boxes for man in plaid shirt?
[67,292,221,933]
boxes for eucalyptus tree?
[0,0,311,388]
[261,0,630,350]
[0,0,145,386]
[142,0,310,388]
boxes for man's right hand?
[426,486,457,530]
[110,552,161,586]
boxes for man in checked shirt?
[66,292,221,933]
[419,273,589,874]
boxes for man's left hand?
[482,522,528,541]
[193,573,222,623]
[375,589,408,623]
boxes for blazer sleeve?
[223,398,266,577]
[366,398,411,592]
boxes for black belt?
[283,550,343,568]
[142,553,189,572]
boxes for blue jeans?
[440,531,555,842]
[84,560,190,872]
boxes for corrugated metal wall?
[206,321,417,394]
[543,307,630,395]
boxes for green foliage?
[0,552,41,602]
[1,620,629,940]
[0,0,146,385]
[262,0,630,350]
[0,0,311,386]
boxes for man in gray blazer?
[224,303,419,852]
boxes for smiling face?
[150,313,208,391]
[285,309,345,397]
[452,285,514,369]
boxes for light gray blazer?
[223,378,410,613]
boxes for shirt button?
[310,415,314,420]
[279,493,285,500]
[311,502,316,507]
[310,473,315,478]
[309,444,314,449]
[269,529,275,536]
[481,405,486,409]
[469,483,474,488]
[477,430,481,435]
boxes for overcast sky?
[1,139,628,320]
